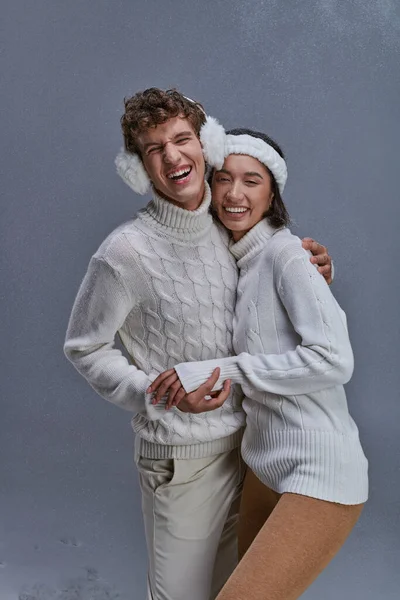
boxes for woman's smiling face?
[211,154,274,241]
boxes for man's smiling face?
[138,116,206,211]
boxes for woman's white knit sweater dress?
[175,219,368,504]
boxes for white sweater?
[175,219,368,504]
[64,184,245,459]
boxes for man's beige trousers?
[135,445,245,600]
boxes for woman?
[149,122,368,600]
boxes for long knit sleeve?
[64,256,160,419]
[174,249,353,397]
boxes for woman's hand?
[148,368,181,405]
[147,367,231,413]
[302,238,333,284]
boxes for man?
[64,88,332,600]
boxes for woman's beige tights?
[216,469,364,600]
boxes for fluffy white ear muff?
[115,149,151,195]
[200,116,226,170]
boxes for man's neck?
[154,182,205,211]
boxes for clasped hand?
[147,368,231,413]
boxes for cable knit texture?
[64,184,245,459]
[175,219,368,503]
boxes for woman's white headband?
[200,117,288,193]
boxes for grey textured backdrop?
[2,1,399,598]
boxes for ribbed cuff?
[144,393,168,421]
[143,371,167,421]
[175,356,245,393]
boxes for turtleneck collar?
[230,218,281,262]
[138,182,213,240]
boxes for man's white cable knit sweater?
[64,184,245,459]
[175,219,368,504]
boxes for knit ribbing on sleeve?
[174,250,354,396]
[64,256,160,419]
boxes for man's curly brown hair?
[120,88,206,156]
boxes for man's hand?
[302,238,333,284]
[147,367,231,413]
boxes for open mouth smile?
[224,207,248,213]
[223,206,250,218]
[167,166,192,184]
